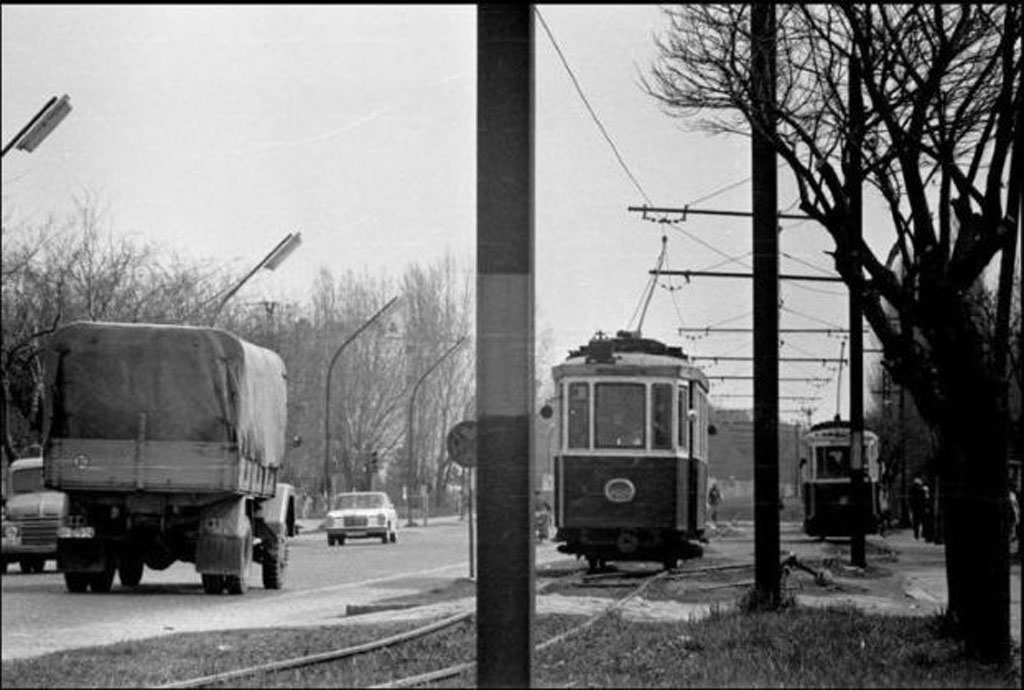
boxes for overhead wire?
[536,5,766,324]
[536,7,847,368]
[534,8,652,206]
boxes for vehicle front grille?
[14,516,59,546]
[343,516,368,528]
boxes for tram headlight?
[604,478,636,504]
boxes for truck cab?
[2,457,68,574]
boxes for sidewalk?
[880,528,1021,645]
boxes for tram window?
[677,384,689,450]
[595,382,645,449]
[567,382,590,449]
[652,383,673,450]
[815,446,849,479]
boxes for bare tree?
[645,4,1020,662]
[305,268,407,496]
[1,196,236,466]
[400,254,474,510]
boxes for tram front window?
[652,383,673,450]
[567,382,589,449]
[595,382,645,449]
[816,446,849,479]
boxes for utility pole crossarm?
[654,269,842,283]
[628,205,811,221]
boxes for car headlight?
[3,523,21,539]
[376,513,386,525]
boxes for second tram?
[800,417,883,538]
[550,331,711,572]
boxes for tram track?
[153,565,584,689]
[154,560,756,689]
[371,567,672,689]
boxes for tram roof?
[806,417,878,440]
[552,331,707,386]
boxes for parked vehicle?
[326,491,398,546]
[2,456,68,574]
[43,321,296,594]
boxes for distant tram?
[801,418,882,538]
[549,331,711,572]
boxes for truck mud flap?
[196,497,252,577]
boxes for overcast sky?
[1,4,886,423]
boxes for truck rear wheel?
[90,565,116,593]
[64,572,91,593]
[119,556,144,587]
[202,574,224,594]
[224,574,248,595]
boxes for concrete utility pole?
[751,1,781,609]
[477,5,535,687]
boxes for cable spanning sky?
[2,5,886,422]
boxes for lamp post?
[2,94,72,158]
[211,232,303,320]
[322,297,401,504]
[405,336,468,526]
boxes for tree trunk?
[931,334,1011,662]
[940,430,1011,662]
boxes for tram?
[548,330,711,572]
[800,417,882,538]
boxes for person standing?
[909,477,927,540]
[708,482,722,524]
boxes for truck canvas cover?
[44,322,287,469]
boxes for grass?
[534,607,1020,689]
[2,606,1018,688]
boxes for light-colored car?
[326,492,398,546]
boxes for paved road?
[1,515,500,661]
[3,517,1018,662]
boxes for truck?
[42,321,296,594]
[2,456,68,574]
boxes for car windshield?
[333,493,385,510]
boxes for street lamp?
[322,297,401,503]
[211,232,303,320]
[2,94,72,158]
[405,336,468,526]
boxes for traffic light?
[370,451,379,471]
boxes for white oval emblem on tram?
[604,478,636,503]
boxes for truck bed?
[47,438,276,497]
